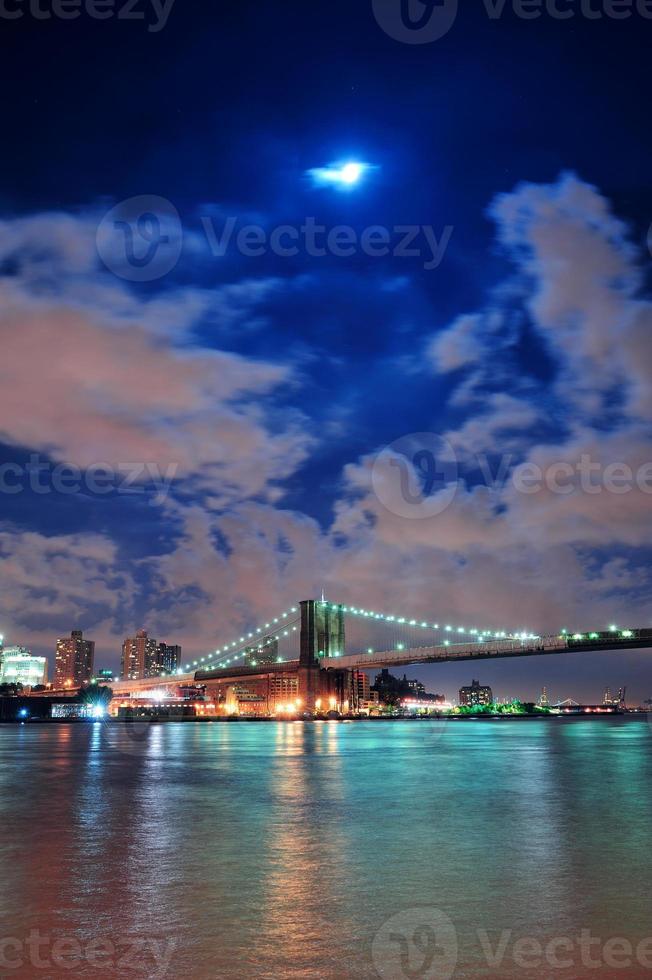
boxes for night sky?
[1,0,651,702]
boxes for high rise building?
[459,679,493,706]
[121,632,181,679]
[151,642,182,676]
[121,629,158,680]
[0,647,48,687]
[0,633,4,676]
[55,630,95,688]
[539,687,550,707]
[244,635,278,667]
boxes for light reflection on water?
[0,719,651,978]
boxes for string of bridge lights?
[338,603,539,643]
[180,600,636,676]
[182,600,542,675]
[183,607,300,673]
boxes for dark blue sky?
[1,0,651,701]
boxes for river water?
[1,718,651,979]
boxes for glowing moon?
[308,160,370,188]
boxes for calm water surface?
[1,718,651,979]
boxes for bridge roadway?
[108,629,651,697]
[321,629,652,671]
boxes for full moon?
[308,160,370,188]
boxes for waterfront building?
[55,630,95,688]
[539,687,550,707]
[459,679,493,706]
[0,647,48,687]
[372,668,436,705]
[351,669,370,708]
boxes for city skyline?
[0,610,647,705]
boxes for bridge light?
[397,644,404,651]
[277,657,283,662]
[433,623,439,629]
[409,619,416,626]
[367,648,374,654]
[444,641,450,647]
[622,630,633,638]
[589,632,599,639]
[291,607,297,613]
[458,627,464,633]
[573,633,584,640]
[610,624,618,632]
[445,625,452,631]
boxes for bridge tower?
[299,599,345,664]
[299,599,345,709]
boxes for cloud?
[0,210,311,502]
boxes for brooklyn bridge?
[110,599,652,715]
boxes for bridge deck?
[321,631,652,671]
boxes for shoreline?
[1,712,643,726]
